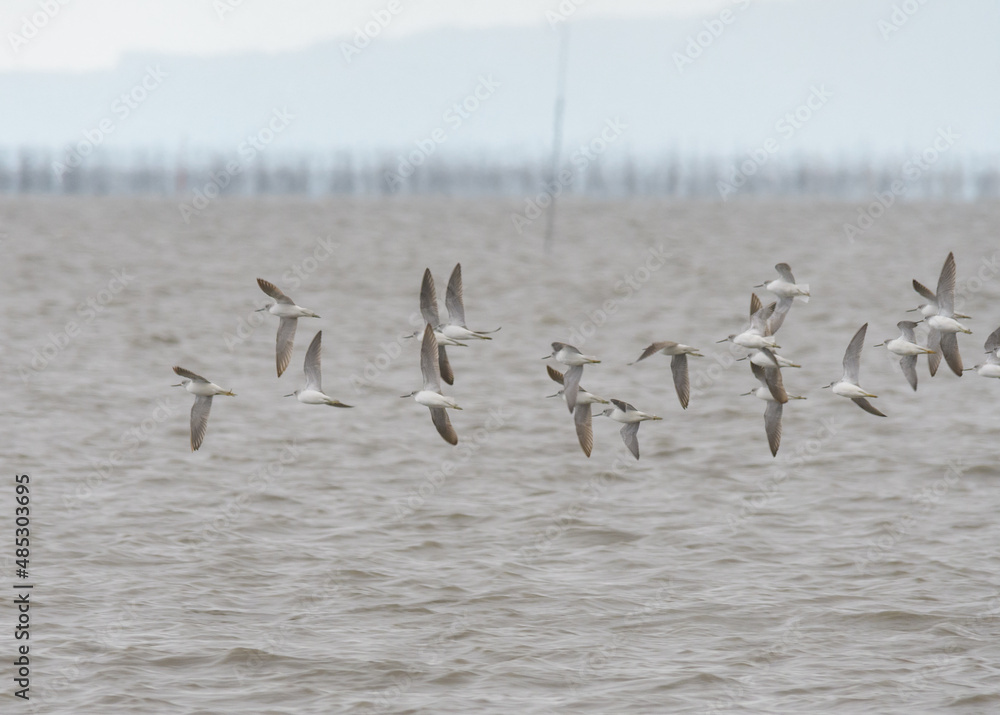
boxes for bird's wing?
[775,263,795,283]
[420,324,441,391]
[935,252,957,316]
[444,263,466,328]
[275,317,297,377]
[257,278,294,305]
[631,342,670,364]
[897,321,919,344]
[984,326,1000,355]
[303,330,323,392]
[546,364,565,385]
[190,395,213,451]
[763,365,788,404]
[173,366,208,382]
[670,353,690,409]
[430,407,458,445]
[749,293,762,318]
[438,345,454,386]
[610,398,635,413]
[620,422,640,459]
[766,297,793,335]
[939,332,963,376]
[842,323,867,384]
[573,403,593,458]
[926,328,941,376]
[899,355,918,391]
[852,397,886,417]
[750,302,776,334]
[420,268,440,326]
[764,401,782,457]
[563,364,583,412]
[912,279,937,303]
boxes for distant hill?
[2,0,998,161]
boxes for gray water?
[3,196,1000,714]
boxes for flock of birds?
[171,253,1000,458]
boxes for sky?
[0,0,755,72]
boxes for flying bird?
[546,364,608,457]
[874,320,935,391]
[920,252,971,377]
[599,399,662,460]
[171,366,236,451]
[824,323,885,416]
[256,278,321,377]
[441,263,501,341]
[283,331,353,407]
[756,263,809,334]
[401,324,462,445]
[628,341,703,409]
[543,342,601,413]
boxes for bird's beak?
[541,355,551,359]
[905,307,919,313]
[873,342,884,347]
[545,392,560,398]
[821,384,831,389]
[283,393,295,397]
[739,390,753,396]
[715,338,728,344]
[753,282,765,288]
[171,382,183,387]
[736,356,747,362]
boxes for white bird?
[401,324,462,445]
[283,331,353,408]
[742,361,805,457]
[628,341,703,409]
[440,263,501,342]
[824,323,885,416]
[719,296,780,350]
[256,278,321,377]
[417,268,465,386]
[920,252,971,377]
[599,399,662,460]
[965,326,1000,379]
[546,365,608,458]
[171,366,236,451]
[874,320,935,391]
[543,342,601,413]
[740,349,801,370]
[756,263,809,334]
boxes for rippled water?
[3,196,1000,713]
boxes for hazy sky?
[1,0,758,72]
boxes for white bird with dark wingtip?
[415,268,465,386]
[256,278,321,377]
[401,324,462,445]
[920,252,972,377]
[171,366,236,451]
[599,399,662,460]
[441,263,501,342]
[874,320,935,391]
[824,323,885,416]
[756,263,809,334]
[965,326,1000,379]
[543,342,601,413]
[719,296,780,350]
[546,365,608,458]
[284,331,353,408]
[742,359,805,457]
[628,341,703,409]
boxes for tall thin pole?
[544,23,570,254]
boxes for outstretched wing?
[430,407,458,445]
[935,252,956,316]
[173,366,207,383]
[842,323,867,384]
[445,263,467,328]
[420,324,441,391]
[190,395,213,451]
[303,331,323,391]
[775,263,795,283]
[275,317,297,377]
[670,354,690,409]
[620,422,640,459]
[573,403,593,458]
[257,278,294,305]
[852,397,885,417]
[420,268,441,326]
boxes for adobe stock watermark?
[560,245,668,348]
[18,268,135,384]
[854,459,965,574]
[7,0,71,54]
[347,312,425,394]
[546,0,589,27]
[340,0,403,63]
[390,404,511,521]
[877,0,931,39]
[383,75,501,190]
[52,65,168,178]
[717,85,833,200]
[213,0,244,21]
[223,235,337,351]
[842,127,960,243]
[509,117,628,234]
[177,107,295,223]
[672,0,752,73]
